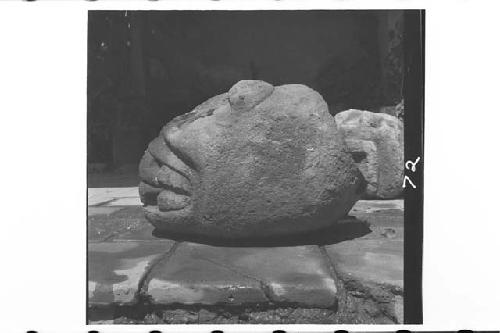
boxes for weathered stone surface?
[139,80,365,240]
[144,242,338,308]
[88,240,175,305]
[334,109,404,199]
[325,201,403,323]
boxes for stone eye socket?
[351,151,367,163]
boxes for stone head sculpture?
[139,80,365,241]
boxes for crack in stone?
[136,241,181,300]
[320,246,401,323]
[93,198,118,207]
[196,256,275,303]
[318,245,346,312]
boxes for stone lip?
[138,80,365,241]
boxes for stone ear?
[228,80,274,112]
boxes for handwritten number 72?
[403,156,420,189]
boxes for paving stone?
[326,239,403,288]
[145,243,337,308]
[88,187,139,206]
[350,209,403,241]
[88,240,175,305]
[350,199,403,214]
[108,197,142,206]
[325,207,403,288]
[88,206,124,217]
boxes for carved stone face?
[139,80,364,241]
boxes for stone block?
[144,242,338,308]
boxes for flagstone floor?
[88,186,403,324]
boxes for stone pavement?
[88,187,403,324]
[88,187,141,207]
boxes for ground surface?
[88,184,403,324]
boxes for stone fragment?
[334,109,404,199]
[139,80,365,240]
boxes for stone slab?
[325,206,403,288]
[326,239,403,288]
[350,199,403,214]
[88,187,139,206]
[350,205,403,242]
[88,240,175,306]
[145,243,338,308]
[88,206,124,217]
[108,197,142,206]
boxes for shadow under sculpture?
[138,80,366,244]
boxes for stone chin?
[138,80,366,242]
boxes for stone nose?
[228,80,274,112]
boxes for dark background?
[87,10,404,169]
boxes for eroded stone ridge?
[334,109,404,199]
[139,80,365,240]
